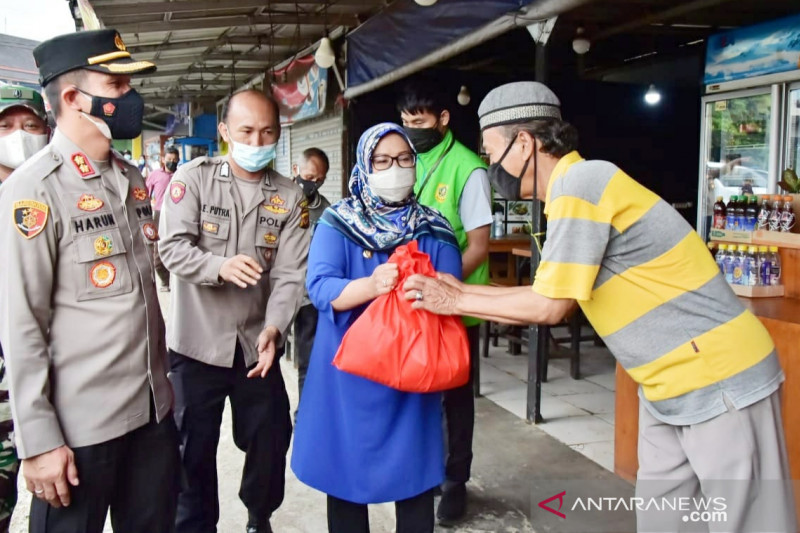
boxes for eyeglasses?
[370,152,416,171]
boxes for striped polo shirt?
[533,151,783,425]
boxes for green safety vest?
[415,129,489,327]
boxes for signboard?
[270,55,328,126]
[705,13,800,87]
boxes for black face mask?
[296,176,320,199]
[487,136,534,201]
[165,161,178,173]
[404,125,444,154]
[78,88,145,140]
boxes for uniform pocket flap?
[74,228,128,263]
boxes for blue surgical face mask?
[230,140,276,172]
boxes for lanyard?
[416,135,456,196]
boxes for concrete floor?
[10,352,634,532]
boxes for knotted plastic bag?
[332,241,470,393]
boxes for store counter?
[614,294,800,518]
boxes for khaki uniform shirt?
[158,156,310,368]
[0,130,173,459]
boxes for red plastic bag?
[332,241,470,393]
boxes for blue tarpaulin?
[346,0,530,93]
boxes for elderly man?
[404,81,794,532]
[159,88,310,533]
[0,30,179,533]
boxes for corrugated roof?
[0,34,40,87]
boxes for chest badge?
[264,232,278,245]
[202,221,219,235]
[94,235,113,257]
[77,194,104,212]
[90,261,116,288]
[142,222,158,241]
[132,187,148,201]
[71,153,95,178]
[263,193,289,215]
[13,200,49,239]
[435,184,448,203]
[362,250,373,259]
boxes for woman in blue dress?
[291,123,463,533]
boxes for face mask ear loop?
[532,138,538,202]
[497,135,517,166]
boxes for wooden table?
[488,236,531,285]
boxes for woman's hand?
[369,262,399,298]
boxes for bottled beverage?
[768,246,781,286]
[731,245,745,285]
[715,244,727,275]
[745,196,758,231]
[758,245,770,286]
[780,195,795,233]
[745,245,758,286]
[713,196,726,229]
[492,212,504,238]
[734,197,746,230]
[768,195,782,231]
[756,195,770,230]
[726,195,738,230]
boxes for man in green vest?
[398,80,491,526]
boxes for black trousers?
[293,303,319,399]
[442,325,480,485]
[169,346,291,533]
[327,489,434,533]
[29,413,180,533]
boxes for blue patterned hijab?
[319,122,458,252]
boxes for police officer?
[159,88,310,533]
[290,147,330,408]
[0,84,49,533]
[0,29,179,533]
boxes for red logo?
[539,491,567,519]
[102,102,116,116]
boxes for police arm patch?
[170,181,186,203]
[13,200,49,239]
[299,198,310,229]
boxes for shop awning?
[344,0,593,98]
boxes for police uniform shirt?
[158,156,310,368]
[0,130,172,460]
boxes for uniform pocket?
[72,228,134,301]
[255,228,279,270]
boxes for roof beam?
[108,13,357,33]
[136,80,233,90]
[95,0,376,17]
[140,65,266,77]
[127,35,297,53]
[593,0,735,41]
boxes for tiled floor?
[479,337,618,472]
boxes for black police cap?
[33,29,156,87]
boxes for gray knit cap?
[478,81,561,131]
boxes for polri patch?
[142,223,158,241]
[90,261,116,288]
[13,200,49,239]
[132,187,148,201]
[77,194,104,211]
[170,181,186,203]
[71,153,95,178]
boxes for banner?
[270,55,328,126]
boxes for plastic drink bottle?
[745,196,758,231]
[756,195,770,230]
[745,245,758,286]
[768,195,782,231]
[780,196,795,233]
[758,245,770,286]
[731,245,745,285]
[713,196,726,229]
[734,197,746,230]
[726,195,738,230]
[715,244,727,275]
[768,246,781,286]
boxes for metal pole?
[527,42,549,424]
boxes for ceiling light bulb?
[314,37,335,69]
[415,0,438,5]
[572,27,590,55]
[644,84,661,105]
[457,85,470,106]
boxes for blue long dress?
[291,222,463,504]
